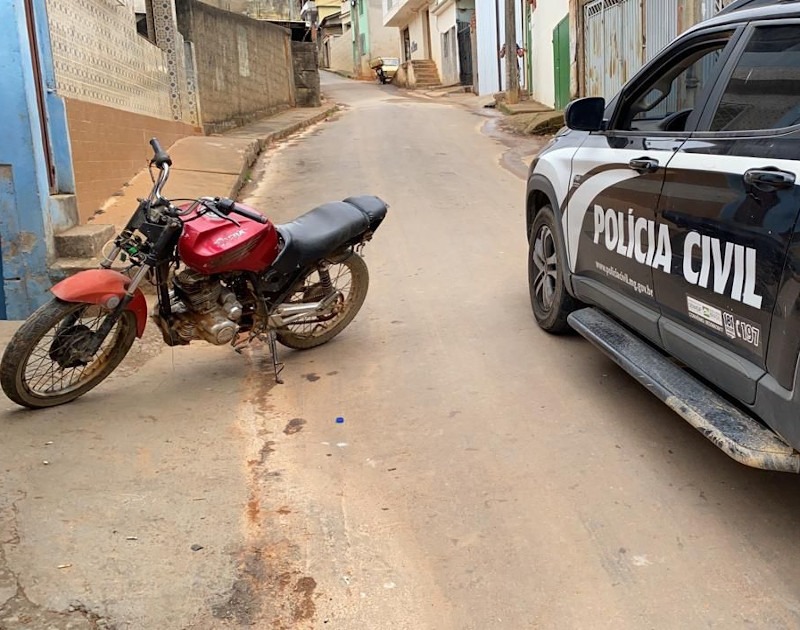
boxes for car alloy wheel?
[532,224,558,312]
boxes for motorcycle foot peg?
[231,332,250,354]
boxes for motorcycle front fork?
[85,264,151,356]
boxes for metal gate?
[583,0,643,99]
[441,26,459,85]
[701,0,728,21]
[583,0,736,100]
[553,15,570,109]
[583,0,644,98]
[645,0,678,60]
[457,20,473,86]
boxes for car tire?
[528,205,578,334]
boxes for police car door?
[655,21,800,405]
[568,31,737,344]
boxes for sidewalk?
[495,98,564,135]
[411,84,564,135]
[88,105,338,235]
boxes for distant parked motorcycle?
[1,139,387,408]
[370,57,400,84]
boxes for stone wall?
[292,42,321,107]
[245,0,295,20]
[177,0,296,133]
[327,33,355,75]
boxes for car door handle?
[744,168,796,190]
[628,158,660,173]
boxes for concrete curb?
[496,102,554,116]
[255,105,338,147]
[221,105,339,199]
[228,105,339,200]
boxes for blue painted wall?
[0,0,74,319]
[33,0,74,199]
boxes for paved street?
[3,73,800,629]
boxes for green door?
[553,15,570,109]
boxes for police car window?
[622,43,728,132]
[709,26,800,132]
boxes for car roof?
[695,0,800,29]
[718,0,799,14]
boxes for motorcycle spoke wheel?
[276,253,369,350]
[0,299,137,409]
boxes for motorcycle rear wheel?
[276,253,369,350]
[0,298,137,409]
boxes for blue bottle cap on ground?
[335,416,345,424]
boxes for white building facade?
[473,0,525,96]
[529,0,569,107]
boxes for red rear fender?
[51,269,148,337]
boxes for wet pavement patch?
[212,568,261,625]
[283,418,306,435]
[248,441,275,468]
[292,576,317,622]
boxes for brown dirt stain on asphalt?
[213,354,320,628]
[247,497,261,524]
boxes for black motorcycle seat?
[272,201,370,274]
[344,196,388,232]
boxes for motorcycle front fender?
[51,269,148,338]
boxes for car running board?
[568,308,800,473]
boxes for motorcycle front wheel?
[0,299,137,409]
[276,253,369,350]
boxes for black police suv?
[526,1,800,472]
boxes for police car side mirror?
[565,97,606,132]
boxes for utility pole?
[504,0,519,104]
[351,0,361,78]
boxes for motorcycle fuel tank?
[178,204,280,274]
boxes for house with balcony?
[323,0,400,78]
[384,0,474,89]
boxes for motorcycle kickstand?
[266,331,284,385]
[231,331,284,384]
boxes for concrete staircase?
[410,59,441,89]
[51,222,117,278]
[49,194,117,279]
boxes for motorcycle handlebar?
[149,137,172,168]
[216,197,268,224]
[234,205,269,224]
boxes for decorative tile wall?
[152,0,187,121]
[46,0,187,122]
[184,41,201,126]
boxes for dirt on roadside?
[498,111,563,137]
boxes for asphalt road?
[239,73,800,629]
[2,73,800,629]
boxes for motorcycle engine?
[168,269,243,345]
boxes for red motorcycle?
[1,139,387,408]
